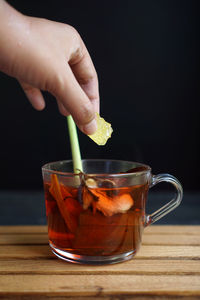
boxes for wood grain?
[0,225,200,299]
[0,234,48,245]
[0,274,200,297]
[144,225,200,235]
[0,225,48,234]
[0,259,200,275]
[0,245,200,259]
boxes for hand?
[0,1,99,134]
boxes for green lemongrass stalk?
[67,115,83,173]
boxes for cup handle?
[145,173,183,226]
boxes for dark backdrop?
[0,0,199,191]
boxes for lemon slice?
[88,113,113,145]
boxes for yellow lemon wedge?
[88,113,113,145]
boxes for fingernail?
[83,119,97,135]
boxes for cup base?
[50,242,136,265]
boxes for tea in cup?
[42,159,183,264]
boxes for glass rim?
[42,159,151,178]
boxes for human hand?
[0,1,99,134]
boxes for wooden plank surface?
[0,259,200,275]
[1,233,200,245]
[0,225,48,234]
[1,245,200,259]
[0,274,200,296]
[0,225,200,299]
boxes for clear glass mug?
[42,159,183,265]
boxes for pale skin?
[0,0,99,135]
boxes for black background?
[0,0,199,191]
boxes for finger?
[51,63,97,135]
[69,42,99,114]
[80,77,99,114]
[19,81,45,111]
[57,100,70,116]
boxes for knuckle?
[23,84,35,94]
[79,70,97,85]
[65,26,85,64]
[66,24,81,42]
[78,104,94,125]
[47,72,65,96]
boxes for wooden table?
[0,225,200,299]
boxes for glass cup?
[42,159,183,265]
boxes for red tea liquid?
[44,181,148,257]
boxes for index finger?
[69,40,100,114]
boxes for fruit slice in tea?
[49,174,82,234]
